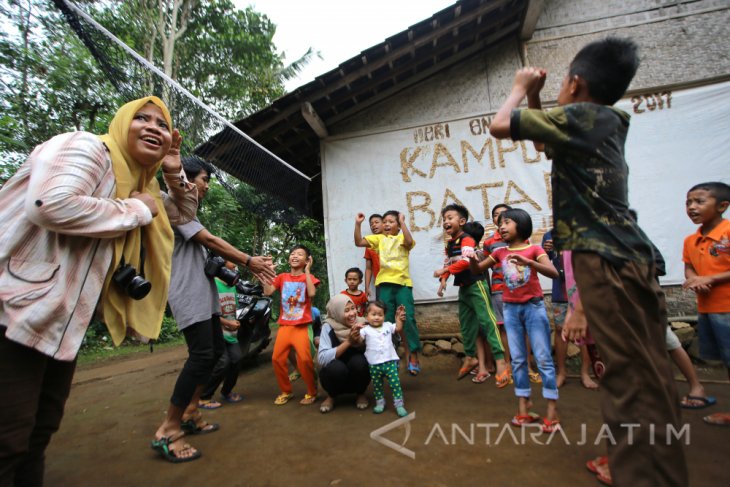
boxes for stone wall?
[416,284,698,336]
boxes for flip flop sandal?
[180,419,220,435]
[541,418,561,433]
[596,471,613,486]
[457,362,478,380]
[529,370,542,383]
[198,399,222,410]
[407,361,421,376]
[151,434,202,463]
[495,369,513,389]
[274,392,294,405]
[300,393,318,405]
[680,395,717,409]
[472,372,491,384]
[703,412,730,426]
[221,392,244,403]
[586,456,608,474]
[510,412,540,427]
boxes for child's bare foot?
[319,396,334,414]
[581,373,599,390]
[556,372,567,388]
[518,397,533,416]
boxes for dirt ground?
[45,342,729,487]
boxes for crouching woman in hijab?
[317,294,371,413]
[0,96,198,483]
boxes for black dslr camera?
[204,254,240,286]
[112,257,151,300]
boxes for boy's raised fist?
[355,213,365,223]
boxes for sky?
[238,0,458,92]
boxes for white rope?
[61,0,311,182]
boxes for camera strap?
[139,228,147,279]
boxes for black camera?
[204,254,240,286]
[112,261,151,300]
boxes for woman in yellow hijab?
[0,96,198,482]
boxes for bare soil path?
[46,345,728,486]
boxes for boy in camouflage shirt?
[489,38,686,486]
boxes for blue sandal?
[407,356,421,376]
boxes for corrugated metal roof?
[198,0,530,215]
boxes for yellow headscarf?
[98,96,175,346]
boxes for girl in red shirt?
[469,208,561,433]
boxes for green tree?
[0,0,120,182]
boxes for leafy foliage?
[1,0,330,353]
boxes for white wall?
[322,81,730,301]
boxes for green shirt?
[215,278,238,344]
[511,102,654,265]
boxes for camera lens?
[127,276,152,300]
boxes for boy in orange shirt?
[341,267,368,316]
[264,245,320,406]
[682,181,730,426]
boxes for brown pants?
[0,329,76,487]
[573,253,687,487]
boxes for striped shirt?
[0,132,198,360]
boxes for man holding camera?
[152,156,275,463]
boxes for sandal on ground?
[300,393,318,405]
[288,370,301,382]
[407,356,421,376]
[221,392,244,403]
[151,433,201,463]
[396,406,408,417]
[198,398,222,410]
[596,471,613,486]
[320,397,334,414]
[586,456,608,474]
[703,412,730,426]
[541,418,561,433]
[457,361,478,380]
[472,372,491,384]
[180,417,220,436]
[680,395,716,409]
[495,369,513,389]
[373,404,385,414]
[510,412,540,427]
[528,369,542,384]
[274,392,294,405]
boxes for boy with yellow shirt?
[355,210,422,375]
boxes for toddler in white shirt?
[358,301,408,417]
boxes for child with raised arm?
[341,267,368,317]
[364,214,383,301]
[264,245,320,406]
[683,181,730,426]
[355,210,422,375]
[357,302,408,417]
[489,37,687,485]
[434,204,509,385]
[469,209,560,432]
